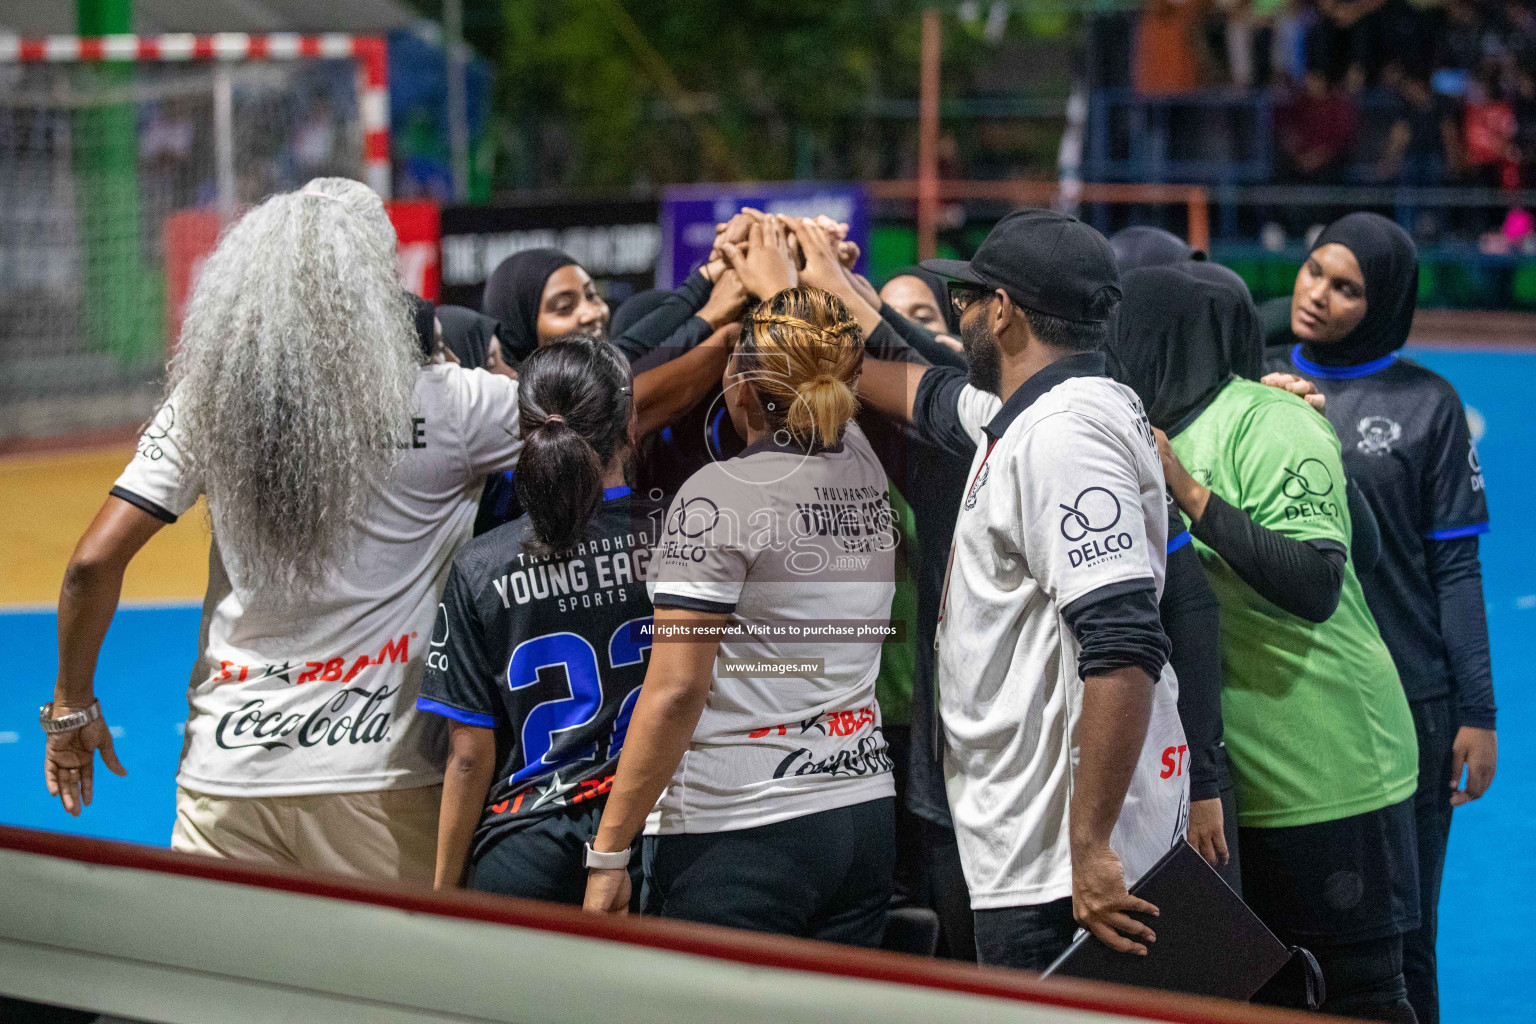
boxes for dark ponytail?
[514,340,633,557]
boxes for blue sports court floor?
[1,347,1531,1023]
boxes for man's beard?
[961,313,1002,395]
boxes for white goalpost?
[0,33,391,440]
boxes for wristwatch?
[582,841,632,870]
[39,700,102,735]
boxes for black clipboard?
[1042,839,1291,1002]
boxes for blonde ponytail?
[738,287,864,450]
[786,373,859,449]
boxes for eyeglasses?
[947,281,991,321]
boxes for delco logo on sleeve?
[1060,486,1135,567]
[1281,459,1340,520]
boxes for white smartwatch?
[582,842,632,870]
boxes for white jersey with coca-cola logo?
[645,423,898,835]
[111,362,521,797]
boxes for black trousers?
[915,817,978,961]
[1404,697,1457,1024]
[973,896,1078,972]
[1242,798,1420,1023]
[889,724,977,962]
[1255,934,1417,1023]
[469,800,641,908]
[643,797,896,947]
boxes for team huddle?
[42,177,1496,1024]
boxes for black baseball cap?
[922,209,1122,324]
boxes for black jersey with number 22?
[417,491,664,862]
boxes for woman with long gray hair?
[41,177,524,882]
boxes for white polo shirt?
[916,353,1188,910]
[111,362,522,797]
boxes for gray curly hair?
[167,177,418,600]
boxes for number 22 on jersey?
[505,616,652,783]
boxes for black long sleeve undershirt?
[878,302,967,370]
[1191,492,1347,623]
[611,270,713,363]
[1426,535,1497,729]
[1160,538,1225,801]
[628,315,713,374]
[1061,580,1171,689]
[863,318,930,365]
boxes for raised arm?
[632,323,740,439]
[609,263,724,363]
[47,497,163,814]
[1156,426,1346,624]
[859,357,930,424]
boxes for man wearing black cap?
[860,210,1189,970]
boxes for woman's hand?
[1154,427,1211,523]
[697,268,750,330]
[44,708,126,816]
[843,268,883,312]
[1449,726,1497,806]
[1261,372,1326,413]
[583,867,633,915]
[711,208,763,263]
[720,218,797,300]
[785,218,852,297]
[1187,797,1229,869]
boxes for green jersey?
[1172,379,1417,828]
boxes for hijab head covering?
[1108,226,1205,273]
[1302,212,1419,366]
[407,293,437,360]
[1104,260,1263,435]
[481,248,577,363]
[610,289,672,339]
[888,265,960,333]
[436,305,498,369]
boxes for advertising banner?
[389,201,442,301]
[163,202,442,351]
[658,182,868,289]
[438,200,662,310]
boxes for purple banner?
[657,182,869,289]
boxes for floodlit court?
[6,5,1536,1018]
[3,343,1532,1023]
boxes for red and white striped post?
[0,33,392,198]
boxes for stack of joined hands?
[703,208,880,316]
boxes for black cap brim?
[919,258,989,286]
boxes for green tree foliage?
[497,0,986,188]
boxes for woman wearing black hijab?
[880,266,959,334]
[436,305,504,376]
[1101,261,1260,896]
[481,248,609,367]
[1267,213,1496,1024]
[1107,225,1203,273]
[876,266,966,368]
[1116,258,1422,1023]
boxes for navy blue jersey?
[1268,345,1490,704]
[418,491,665,861]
